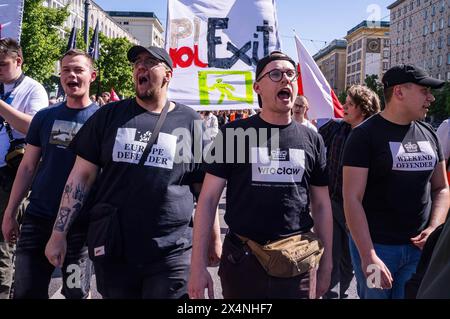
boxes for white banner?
[0,0,25,41]
[166,0,281,111]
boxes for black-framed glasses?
[131,58,162,69]
[257,68,298,82]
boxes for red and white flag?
[295,35,343,119]
[110,88,120,102]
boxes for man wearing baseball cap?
[189,51,333,299]
[342,64,449,299]
[45,46,221,298]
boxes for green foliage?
[95,36,134,98]
[430,82,450,119]
[338,90,347,105]
[364,74,385,109]
[21,0,69,90]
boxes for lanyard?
[0,73,26,102]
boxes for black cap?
[255,51,296,81]
[127,45,173,71]
[382,64,445,89]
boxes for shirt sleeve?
[24,83,49,116]
[69,108,105,166]
[202,126,231,179]
[342,127,371,168]
[25,109,46,147]
[310,133,328,186]
[436,120,450,161]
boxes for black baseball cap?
[255,51,296,81]
[127,45,173,71]
[382,64,445,89]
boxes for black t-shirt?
[70,98,204,263]
[25,102,99,219]
[343,114,444,245]
[204,114,328,244]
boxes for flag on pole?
[0,0,24,41]
[88,20,100,60]
[66,21,78,51]
[295,35,344,119]
[110,88,120,102]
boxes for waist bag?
[237,232,324,278]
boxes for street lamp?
[84,0,91,50]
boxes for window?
[423,42,427,53]
[396,52,400,62]
[123,21,129,25]
[383,50,389,58]
[447,53,450,64]
[347,66,351,74]
[437,73,442,80]
[438,36,443,48]
[424,9,428,20]
[430,40,435,51]
[383,62,389,70]
[408,48,411,58]
[403,20,407,30]
[440,0,445,12]
[384,39,390,47]
[409,16,413,27]
[438,55,443,66]
[423,25,428,36]
[417,0,421,5]
[440,18,445,29]
[392,11,396,20]
[431,5,436,16]
[409,33,413,42]
[410,2,414,10]
[431,22,436,33]
[447,72,450,81]
[357,63,361,71]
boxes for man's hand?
[45,232,67,268]
[188,267,215,299]
[411,226,436,250]
[1,211,20,244]
[207,237,222,267]
[316,260,332,298]
[361,253,393,290]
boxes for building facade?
[388,0,450,81]
[42,0,138,43]
[345,21,391,86]
[313,39,348,94]
[107,11,164,48]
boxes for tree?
[430,83,450,120]
[21,0,69,90]
[338,90,347,105]
[364,74,385,109]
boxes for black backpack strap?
[138,100,170,166]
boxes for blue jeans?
[14,213,92,299]
[349,237,421,299]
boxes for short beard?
[136,88,156,102]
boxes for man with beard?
[2,49,98,298]
[44,46,221,298]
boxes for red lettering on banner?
[170,44,208,69]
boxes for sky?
[94,0,393,59]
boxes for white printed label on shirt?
[112,128,176,169]
[49,120,83,148]
[251,147,305,183]
[390,141,436,171]
[94,246,105,257]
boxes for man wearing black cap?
[44,45,221,298]
[342,64,449,299]
[188,51,333,299]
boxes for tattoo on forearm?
[54,182,89,232]
[54,207,71,232]
[73,184,85,202]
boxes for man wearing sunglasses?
[45,46,221,299]
[189,51,333,299]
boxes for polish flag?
[110,88,120,102]
[295,36,344,119]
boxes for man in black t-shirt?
[343,65,449,299]
[44,46,221,299]
[188,51,333,299]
